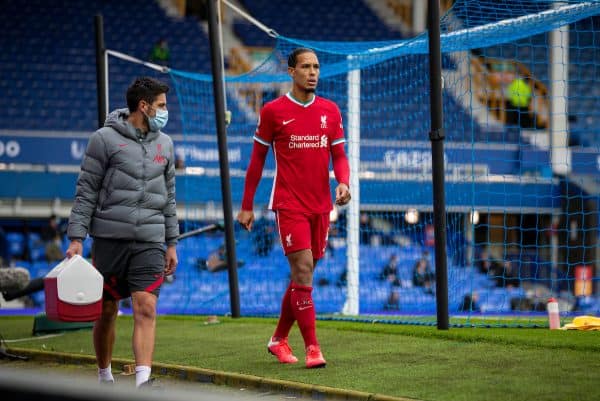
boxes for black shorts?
[92,237,166,300]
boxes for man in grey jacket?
[66,77,179,388]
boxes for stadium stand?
[482,16,600,147]
[233,0,404,45]
[1,0,496,143]
[358,54,491,142]
[0,0,212,133]
[0,0,597,321]
[8,226,515,315]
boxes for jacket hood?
[104,108,160,141]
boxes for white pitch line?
[4,333,65,343]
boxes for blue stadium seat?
[30,291,46,307]
[6,232,26,259]
[26,233,46,261]
[31,260,51,278]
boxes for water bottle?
[547,297,560,330]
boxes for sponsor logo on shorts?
[285,233,292,247]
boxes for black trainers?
[138,377,162,391]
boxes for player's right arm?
[237,106,273,231]
[66,131,108,256]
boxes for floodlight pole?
[427,0,449,330]
[94,14,108,128]
[207,0,241,318]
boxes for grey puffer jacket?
[68,108,179,245]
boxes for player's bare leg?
[288,249,314,286]
[93,298,119,382]
[131,291,157,386]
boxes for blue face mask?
[146,108,168,132]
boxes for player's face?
[289,52,319,93]
[142,93,167,116]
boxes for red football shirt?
[254,93,346,213]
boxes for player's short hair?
[126,77,170,112]
[287,48,317,68]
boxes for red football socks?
[273,282,295,340]
[290,282,318,348]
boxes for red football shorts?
[275,210,330,260]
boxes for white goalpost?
[342,57,361,316]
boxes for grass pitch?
[1,315,599,401]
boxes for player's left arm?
[332,144,350,205]
[331,107,351,206]
[163,136,179,274]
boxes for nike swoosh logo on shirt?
[298,305,313,311]
[282,119,295,125]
